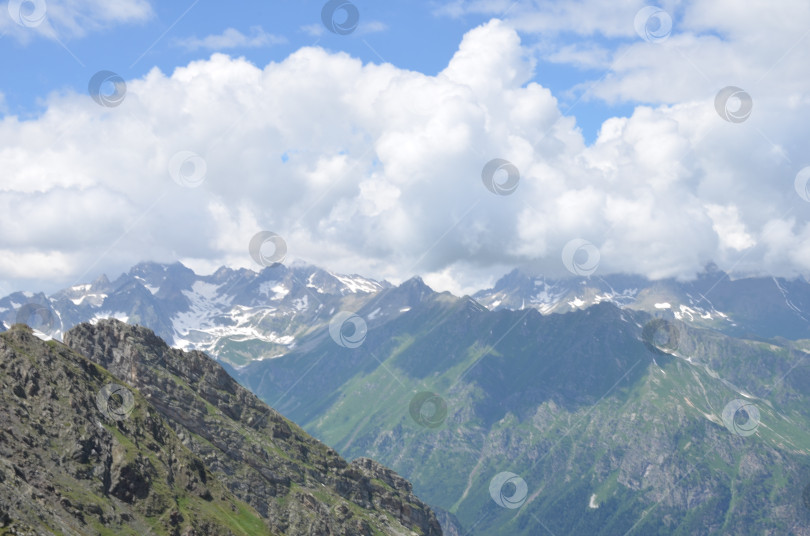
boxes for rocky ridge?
[0,320,441,536]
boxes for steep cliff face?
[0,320,441,536]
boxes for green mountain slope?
[0,320,442,536]
[239,296,810,535]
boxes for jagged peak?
[64,318,170,368]
[128,261,196,278]
[90,273,110,289]
[491,267,529,289]
[399,275,432,292]
[257,262,290,278]
[694,261,728,281]
[128,260,168,274]
[212,265,234,277]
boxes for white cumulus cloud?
[0,16,809,295]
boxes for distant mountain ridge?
[473,266,810,340]
[0,262,389,366]
[2,262,810,367]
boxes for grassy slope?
[246,302,810,535]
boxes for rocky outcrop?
[0,321,442,535]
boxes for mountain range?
[4,261,810,360]
[4,261,810,534]
[236,283,810,535]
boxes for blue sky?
[2,0,633,142]
[2,0,810,295]
[2,2,485,110]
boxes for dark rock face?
[0,321,442,536]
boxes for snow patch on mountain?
[173,281,233,336]
[772,277,809,322]
[259,280,289,301]
[531,280,570,313]
[568,297,586,308]
[173,303,296,354]
[292,295,308,311]
[31,329,52,341]
[332,273,382,294]
[71,293,108,306]
[91,311,129,323]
